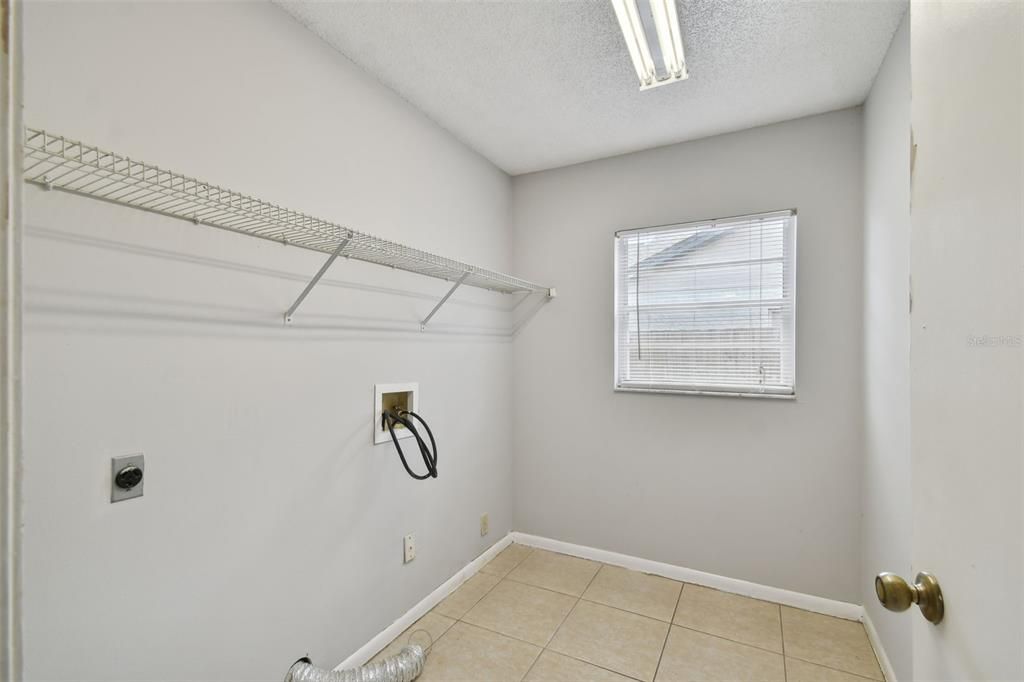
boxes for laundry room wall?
[510,108,865,603]
[21,2,515,679]
[860,11,912,681]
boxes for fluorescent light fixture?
[611,0,688,90]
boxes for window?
[614,210,796,397]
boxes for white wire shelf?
[23,128,553,324]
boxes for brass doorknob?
[875,571,944,624]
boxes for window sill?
[614,386,796,400]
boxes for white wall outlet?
[480,513,489,537]
[403,534,416,563]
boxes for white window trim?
[612,209,798,399]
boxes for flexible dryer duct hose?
[285,646,425,682]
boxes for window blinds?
[614,210,796,396]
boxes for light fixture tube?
[611,0,656,88]
[649,0,686,79]
[612,0,688,90]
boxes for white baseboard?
[861,609,897,682]
[512,532,864,622]
[334,533,513,671]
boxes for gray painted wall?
[510,109,865,603]
[860,13,911,682]
[21,3,513,680]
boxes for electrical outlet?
[480,513,489,537]
[111,453,145,503]
[403,534,416,563]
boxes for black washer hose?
[382,409,438,480]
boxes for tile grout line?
[473,546,606,642]
[557,563,653,681]
[417,616,458,658]
[444,573,503,621]
[544,560,604,646]
[471,545,543,682]
[517,647,544,682]
[503,567,684,624]
[671,623,785,657]
[404,606,680,682]
[497,575,789,661]
[783,654,885,682]
[453,619,546,650]
[504,547,604,598]
[501,574,592,601]
[780,603,788,682]
[418,614,456,651]
[573,560,607,612]
[539,605,652,682]
[454,587,580,651]
[541,598,581,655]
[462,616,647,682]
[652,581,685,681]
[502,573,589,597]
[478,543,534,582]
[466,545,579,634]
[449,543,535,621]
[442,617,552,681]
[548,649,648,682]
[531,561,620,681]
[576,594,677,624]
[515,555,602,682]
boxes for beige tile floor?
[371,544,884,682]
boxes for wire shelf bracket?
[420,271,469,331]
[283,236,351,324]
[22,128,555,326]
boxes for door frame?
[0,0,22,679]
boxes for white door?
[909,2,1023,680]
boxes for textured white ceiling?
[275,0,906,175]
